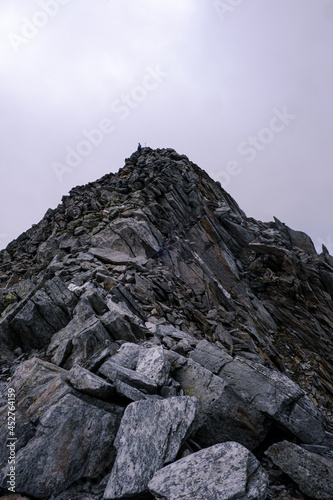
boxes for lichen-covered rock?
[266,440,333,500]
[103,396,198,499]
[148,441,268,500]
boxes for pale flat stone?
[148,441,268,500]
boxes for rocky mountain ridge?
[0,147,333,499]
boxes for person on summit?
[137,142,142,152]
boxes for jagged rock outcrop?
[0,147,333,499]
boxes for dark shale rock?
[148,441,268,500]
[219,356,327,444]
[103,396,198,499]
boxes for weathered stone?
[84,344,120,372]
[148,442,268,500]
[82,287,109,315]
[108,342,141,369]
[101,298,146,342]
[115,379,151,401]
[189,339,232,373]
[0,394,121,499]
[67,364,115,399]
[89,247,147,266]
[172,357,268,449]
[3,358,71,422]
[136,344,170,387]
[98,359,158,394]
[10,300,57,350]
[219,356,327,444]
[47,316,112,369]
[91,218,162,259]
[266,440,333,499]
[31,288,69,330]
[103,397,198,499]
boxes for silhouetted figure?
[137,143,142,152]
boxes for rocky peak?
[0,148,333,499]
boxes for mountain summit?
[0,148,333,499]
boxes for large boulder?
[103,396,198,499]
[0,394,121,499]
[169,353,268,449]
[148,441,268,500]
[47,316,112,369]
[219,356,327,444]
[67,364,116,400]
[266,440,333,500]
[99,359,159,394]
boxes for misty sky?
[0,0,332,253]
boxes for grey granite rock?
[189,339,232,374]
[67,364,116,399]
[47,316,112,369]
[108,342,141,369]
[148,441,268,500]
[0,394,121,499]
[98,359,158,394]
[103,396,198,499]
[136,344,170,387]
[89,247,147,266]
[172,356,268,449]
[219,356,327,444]
[266,440,333,499]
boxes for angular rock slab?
[103,396,198,499]
[136,344,170,387]
[171,356,268,449]
[148,442,268,500]
[99,359,158,394]
[219,356,327,444]
[0,394,121,499]
[266,440,333,500]
[67,364,116,400]
[47,316,112,369]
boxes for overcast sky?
[0,0,332,253]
